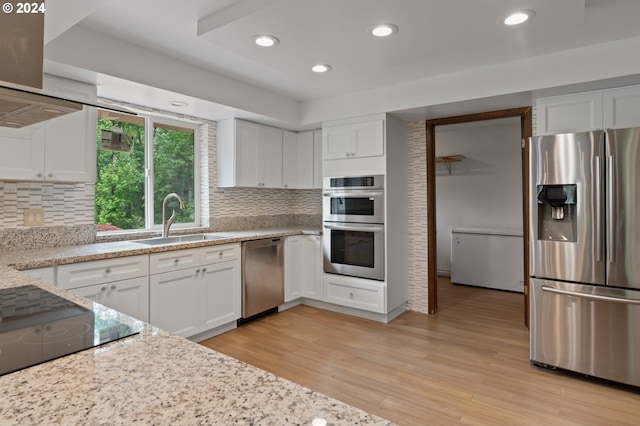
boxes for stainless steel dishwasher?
[241,238,284,319]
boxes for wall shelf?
[435,155,465,175]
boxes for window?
[96,110,198,233]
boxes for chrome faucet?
[162,193,186,238]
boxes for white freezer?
[451,227,524,292]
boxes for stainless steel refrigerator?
[529,128,640,387]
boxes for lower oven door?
[323,222,384,281]
[530,277,640,387]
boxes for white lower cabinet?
[149,243,241,339]
[72,276,149,322]
[323,274,385,314]
[23,266,56,285]
[285,235,322,302]
[56,255,150,322]
[149,267,201,338]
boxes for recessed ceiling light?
[371,24,398,37]
[254,35,279,47]
[311,64,332,73]
[169,101,188,107]
[503,10,535,26]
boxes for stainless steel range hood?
[0,6,134,128]
[0,82,134,128]
[0,85,82,128]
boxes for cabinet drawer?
[323,275,385,314]
[57,255,148,290]
[149,248,200,275]
[200,243,240,265]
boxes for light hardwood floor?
[201,278,640,425]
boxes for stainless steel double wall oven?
[322,175,385,281]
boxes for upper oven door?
[323,189,384,223]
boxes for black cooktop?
[0,285,143,376]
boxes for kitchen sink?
[132,234,227,246]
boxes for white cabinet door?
[235,120,261,187]
[323,120,384,160]
[71,276,149,322]
[72,282,110,306]
[0,124,45,181]
[352,120,384,158]
[323,124,352,160]
[201,260,241,330]
[283,130,314,189]
[285,235,322,302]
[282,130,298,189]
[284,236,302,302]
[43,107,96,182]
[313,129,322,188]
[23,266,56,285]
[259,124,283,188]
[108,276,149,322]
[536,91,604,135]
[223,119,282,188]
[300,235,322,300]
[604,85,640,129]
[149,267,201,338]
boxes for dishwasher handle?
[242,237,283,250]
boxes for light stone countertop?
[0,228,393,425]
[0,227,322,270]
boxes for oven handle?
[541,285,640,305]
[323,223,384,233]
[322,191,384,198]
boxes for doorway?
[425,107,532,326]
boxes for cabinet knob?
[219,252,223,257]
[174,259,179,264]
[202,267,207,273]
[47,173,54,178]
[284,184,288,188]
[349,292,354,298]
[195,268,201,276]
[37,172,43,178]
[111,284,117,290]
[105,268,111,274]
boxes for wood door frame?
[425,107,532,326]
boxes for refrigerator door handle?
[607,155,615,263]
[594,156,602,262]
[541,285,640,305]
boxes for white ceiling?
[41,0,640,127]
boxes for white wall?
[435,117,522,274]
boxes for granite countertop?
[0,226,322,270]
[0,228,393,425]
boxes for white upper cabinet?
[283,130,314,189]
[218,119,321,189]
[313,129,322,188]
[218,119,283,188]
[323,119,384,160]
[0,75,97,182]
[604,85,640,129]
[536,84,640,135]
[536,91,603,135]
